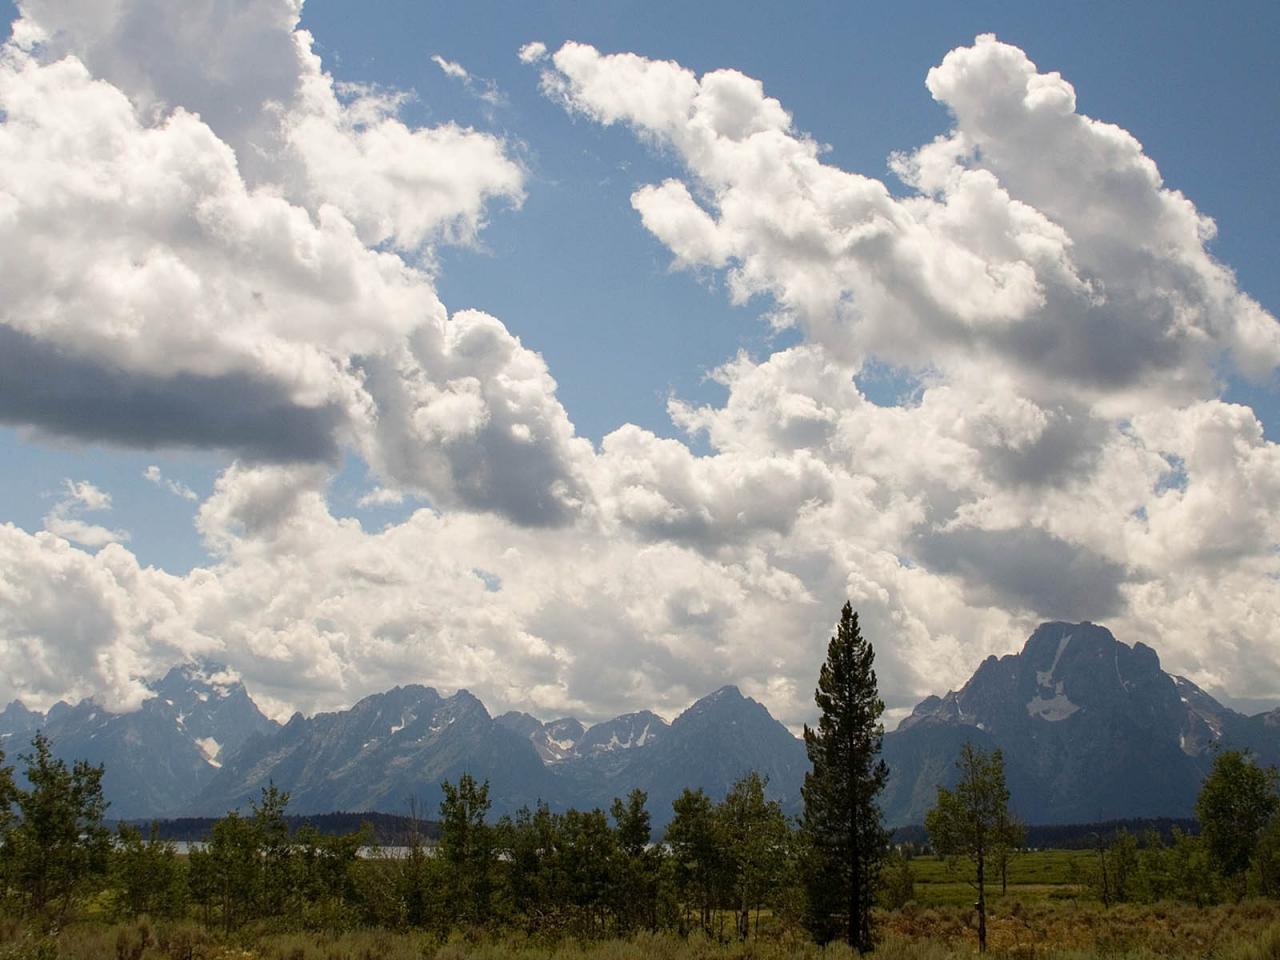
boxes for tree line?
[1080,749,1280,906]
[1,602,1277,952]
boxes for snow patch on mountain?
[1026,684,1081,722]
[196,736,222,767]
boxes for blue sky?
[0,1,1276,721]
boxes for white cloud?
[42,480,129,548]
[0,521,198,711]
[355,487,405,509]
[431,54,469,81]
[143,466,198,501]
[0,1,581,526]
[0,20,1277,729]
[518,41,547,65]
[545,38,1278,406]
[431,53,505,109]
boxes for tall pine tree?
[800,602,889,951]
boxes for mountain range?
[1,622,1276,826]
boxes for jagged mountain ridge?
[0,662,278,819]
[195,685,557,818]
[195,684,805,826]
[3,623,1277,826]
[880,621,1280,826]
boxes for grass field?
[9,905,1280,960]
[909,850,1087,906]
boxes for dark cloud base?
[914,524,1130,621]
[0,325,343,463]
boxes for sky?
[0,0,1277,728]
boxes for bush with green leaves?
[2,733,110,924]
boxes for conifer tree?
[0,748,15,899]
[800,602,889,951]
[611,789,657,932]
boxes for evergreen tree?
[800,602,889,951]
[0,748,15,895]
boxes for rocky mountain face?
[598,686,807,820]
[193,685,557,819]
[0,662,278,819]
[196,685,803,827]
[881,621,1280,826]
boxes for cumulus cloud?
[536,36,1280,705]
[1,19,1278,727]
[0,0,588,526]
[0,522,197,711]
[544,37,1279,406]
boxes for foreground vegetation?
[4,901,1280,960]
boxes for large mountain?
[0,662,278,819]
[881,621,1280,826]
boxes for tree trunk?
[977,845,987,954]
[848,802,860,948]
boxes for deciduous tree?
[925,743,1016,953]
[665,787,723,934]
[718,771,788,939]
[8,733,110,923]
[439,773,495,926]
[1196,749,1279,895]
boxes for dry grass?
[3,902,1279,960]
